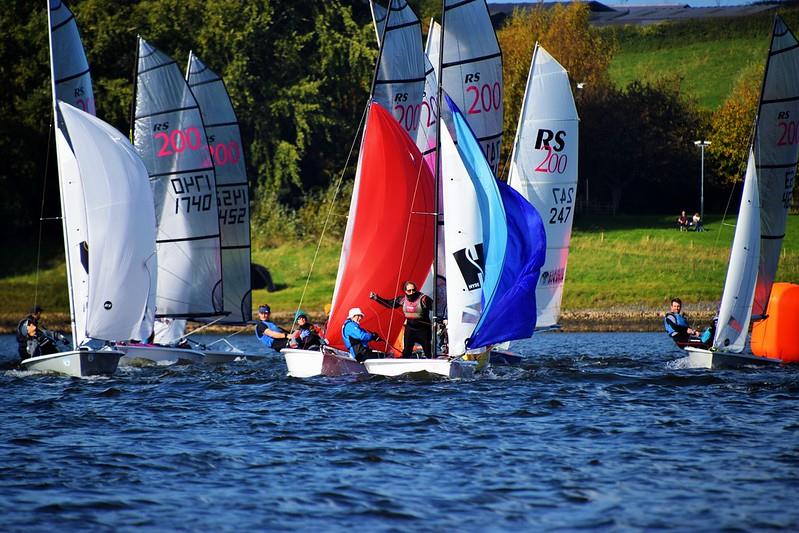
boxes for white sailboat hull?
[20,349,121,377]
[283,347,366,378]
[116,344,205,366]
[684,347,783,369]
[364,358,476,378]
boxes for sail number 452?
[549,187,574,224]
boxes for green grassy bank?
[2,215,797,332]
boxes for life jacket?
[401,294,423,320]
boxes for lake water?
[1,331,797,531]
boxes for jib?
[535,129,566,152]
[464,72,481,83]
[153,122,170,132]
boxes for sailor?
[289,311,323,350]
[254,304,289,352]
[664,297,711,349]
[16,305,68,362]
[370,281,432,358]
[341,308,380,362]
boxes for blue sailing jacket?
[342,319,376,358]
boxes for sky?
[488,0,757,7]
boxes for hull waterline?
[20,349,122,377]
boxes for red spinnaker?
[327,102,435,352]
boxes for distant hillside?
[606,8,799,109]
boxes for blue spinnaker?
[445,95,546,348]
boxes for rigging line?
[178,314,228,342]
[34,121,55,310]
[292,100,371,335]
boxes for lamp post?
[694,140,711,220]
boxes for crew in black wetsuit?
[16,306,68,363]
[370,281,433,358]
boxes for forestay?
[326,102,434,352]
[507,44,579,329]
[751,16,799,318]
[133,38,223,320]
[48,0,94,114]
[440,0,503,174]
[186,52,252,324]
[55,102,157,345]
[369,1,426,144]
[445,96,546,349]
[714,150,761,352]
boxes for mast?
[129,35,140,142]
[432,0,446,358]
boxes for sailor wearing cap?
[341,307,381,362]
[254,304,290,351]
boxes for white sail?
[507,44,579,329]
[56,103,157,344]
[440,0,503,174]
[48,0,94,114]
[441,118,483,355]
[133,37,223,321]
[186,52,252,324]
[714,151,761,352]
[752,16,799,317]
[369,1,426,141]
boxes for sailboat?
[184,51,262,363]
[25,1,158,377]
[283,100,437,377]
[491,43,580,365]
[118,37,226,365]
[684,15,799,369]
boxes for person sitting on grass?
[692,212,704,232]
[677,211,689,231]
[254,304,290,352]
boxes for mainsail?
[751,16,799,318]
[713,150,761,352]
[54,102,158,345]
[369,1,426,144]
[133,37,223,321]
[48,0,94,114]
[439,0,503,174]
[186,52,252,324]
[326,102,435,352]
[507,44,579,329]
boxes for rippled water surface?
[2,332,798,531]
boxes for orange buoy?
[751,283,799,363]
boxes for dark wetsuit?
[372,291,433,358]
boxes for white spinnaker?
[507,44,579,329]
[134,37,223,321]
[714,150,761,353]
[48,0,95,115]
[440,0,503,174]
[752,16,799,317]
[57,102,157,344]
[441,119,484,355]
[187,52,252,324]
[369,1,426,141]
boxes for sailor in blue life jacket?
[371,281,432,358]
[341,307,380,362]
[254,304,289,352]
[664,297,713,349]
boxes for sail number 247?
[550,187,574,225]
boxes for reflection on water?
[1,332,798,531]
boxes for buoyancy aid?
[401,295,423,320]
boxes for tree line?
[0,1,790,255]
